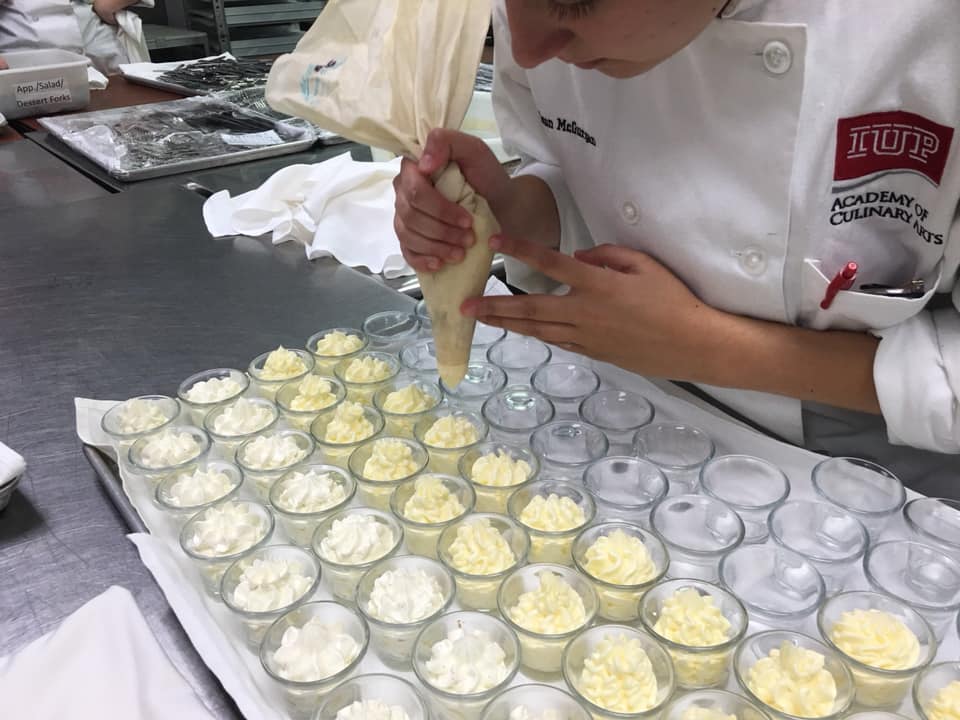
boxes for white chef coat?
[0,0,150,75]
[492,0,960,476]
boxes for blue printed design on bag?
[300,59,344,100]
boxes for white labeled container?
[0,50,90,120]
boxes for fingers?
[397,158,473,230]
[461,293,577,325]
[420,128,491,177]
[574,244,645,272]
[490,234,598,288]
[476,316,581,348]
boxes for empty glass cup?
[531,363,601,418]
[700,455,791,544]
[481,385,555,444]
[903,497,960,556]
[816,590,937,708]
[486,335,552,385]
[578,389,655,453]
[633,423,715,495]
[399,338,440,381]
[362,310,420,352]
[812,457,906,541]
[733,630,855,720]
[864,540,960,640]
[651,494,744,582]
[480,684,591,720]
[562,624,676,720]
[530,421,609,481]
[583,456,668,528]
[719,545,826,630]
[440,362,508,410]
[469,322,508,361]
[315,674,430,720]
[768,500,868,595]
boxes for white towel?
[0,586,215,720]
[0,440,24,488]
[202,151,413,278]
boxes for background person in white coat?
[0,0,151,75]
[393,0,960,497]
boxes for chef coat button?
[762,40,793,75]
[621,202,639,225]
[740,247,767,276]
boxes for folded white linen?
[202,151,413,278]
[0,440,25,488]
[87,67,109,89]
[0,586,215,720]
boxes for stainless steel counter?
[0,139,108,212]
[0,183,412,716]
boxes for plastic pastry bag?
[265,0,495,387]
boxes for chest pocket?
[798,258,942,332]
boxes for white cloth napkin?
[202,151,413,278]
[0,440,25,488]
[87,67,109,90]
[0,586,215,720]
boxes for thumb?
[419,128,459,175]
[574,244,644,273]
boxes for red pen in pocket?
[820,262,858,310]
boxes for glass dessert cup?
[399,338,441,381]
[811,457,905,541]
[571,521,669,622]
[578,389,655,453]
[507,479,596,565]
[498,562,599,676]
[334,351,402,405]
[154,459,243,525]
[816,590,937,708]
[638,578,749,689]
[362,310,420,352]
[412,610,522,720]
[235,428,315,502]
[347,436,429,511]
[178,499,275,597]
[481,385,556,444]
[390,473,475,558]
[562,624,677,720]
[719,544,826,630]
[177,368,248,424]
[274,375,346,431]
[650,494,744,582]
[529,420,609,481]
[486,335,552,385]
[259,600,368,720]
[633,423,715,496]
[413,409,489,475]
[583,456,668,528]
[440,362,508,411]
[768,500,869,596]
[310,403,385,469]
[903,497,960,556]
[220,544,321,649]
[700,454,791,544]
[458,441,539,514]
[203,396,280,454]
[660,689,773,720]
[437,513,530,612]
[355,555,456,669]
[314,674,431,720]
[311,507,404,603]
[479,684,592,720]
[863,540,960,640]
[248,347,315,400]
[372,377,443,437]
[531,362,601,419]
[100,394,181,454]
[306,327,369,374]
[268,463,356,547]
[913,662,960,720]
[127,425,212,486]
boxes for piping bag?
[265,0,497,388]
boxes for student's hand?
[461,236,724,380]
[0,57,8,70]
[394,128,512,273]
[93,0,124,25]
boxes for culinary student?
[0,0,150,75]
[393,0,960,497]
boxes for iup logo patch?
[834,111,954,188]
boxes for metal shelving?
[186,0,325,56]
